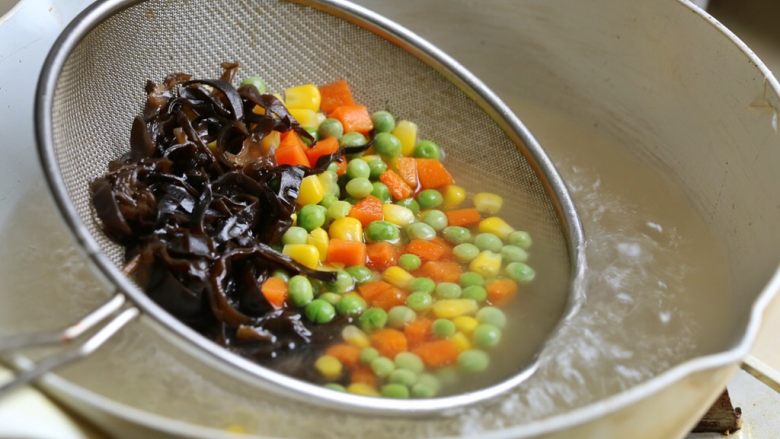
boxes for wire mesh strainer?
[9,0,583,415]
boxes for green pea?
[298,204,327,231]
[453,243,480,262]
[346,265,375,284]
[324,383,346,393]
[389,369,417,387]
[340,131,367,147]
[435,366,459,386]
[409,277,436,294]
[374,132,402,158]
[272,269,290,282]
[380,383,409,399]
[506,262,536,283]
[304,299,336,324]
[508,230,533,249]
[327,200,353,221]
[336,294,367,317]
[474,233,503,252]
[435,282,462,299]
[394,352,425,373]
[371,182,391,202]
[371,357,395,378]
[399,253,422,271]
[421,210,448,231]
[476,306,507,328]
[411,374,440,398]
[413,139,441,160]
[473,324,502,348]
[360,347,380,364]
[417,189,443,209]
[346,177,373,199]
[347,158,371,179]
[460,272,485,287]
[442,226,471,245]
[406,222,437,241]
[387,306,416,328]
[317,118,343,139]
[359,307,388,331]
[462,285,487,302]
[458,349,490,373]
[501,245,529,263]
[288,275,314,307]
[319,292,342,305]
[282,226,309,245]
[396,198,421,215]
[368,159,388,180]
[327,162,339,173]
[371,111,396,133]
[240,76,266,94]
[366,220,400,242]
[406,292,433,311]
[432,319,456,338]
[319,193,338,208]
[328,270,355,293]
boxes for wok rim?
[30,0,780,435]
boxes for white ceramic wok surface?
[0,0,778,438]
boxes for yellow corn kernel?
[442,185,466,210]
[382,204,415,226]
[285,83,321,111]
[288,108,319,130]
[347,383,379,396]
[451,332,472,352]
[392,120,418,156]
[297,175,324,206]
[453,316,479,335]
[473,192,504,215]
[478,217,515,240]
[261,130,281,154]
[252,104,266,115]
[317,171,338,196]
[362,154,381,163]
[308,228,329,261]
[316,112,327,126]
[383,266,414,289]
[283,244,320,268]
[469,250,502,277]
[315,355,343,381]
[432,299,479,319]
[342,325,370,348]
[224,425,247,434]
[207,140,217,152]
[329,217,363,241]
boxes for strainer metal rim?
[35,0,583,415]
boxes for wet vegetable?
[91,64,536,397]
[91,63,347,366]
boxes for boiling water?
[0,98,736,436]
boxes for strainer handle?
[0,294,139,397]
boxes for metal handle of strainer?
[0,294,138,397]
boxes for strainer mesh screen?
[51,0,569,319]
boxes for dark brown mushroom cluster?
[90,63,367,370]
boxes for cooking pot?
[0,0,777,437]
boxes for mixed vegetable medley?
[90,63,535,399]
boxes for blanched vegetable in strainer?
[90,63,535,399]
